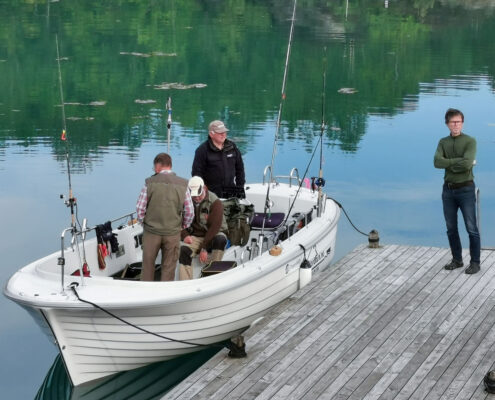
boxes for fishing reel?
[310,177,325,192]
[60,194,77,208]
[265,198,274,214]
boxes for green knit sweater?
[434,133,476,183]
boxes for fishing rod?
[56,34,89,286]
[261,0,298,241]
[166,97,172,153]
[280,52,327,227]
[56,34,76,230]
[316,50,327,217]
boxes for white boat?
[4,170,340,386]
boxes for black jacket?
[192,138,245,198]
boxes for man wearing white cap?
[179,176,228,280]
[191,120,245,198]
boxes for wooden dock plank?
[201,246,405,399]
[162,245,495,400]
[169,245,403,400]
[432,306,495,400]
[343,251,493,400]
[265,247,444,400]
[421,254,495,400]
[351,250,495,400]
[373,251,495,400]
[235,246,421,399]
[317,248,454,400]
[337,249,461,399]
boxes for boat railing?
[262,166,301,187]
[59,212,137,291]
[262,165,272,185]
[240,246,250,265]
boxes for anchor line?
[70,284,226,349]
[262,0,298,236]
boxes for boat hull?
[4,183,340,386]
[44,269,301,385]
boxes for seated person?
[179,176,229,280]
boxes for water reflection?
[1,0,495,168]
[420,75,493,93]
[2,1,495,398]
[36,348,220,400]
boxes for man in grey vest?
[136,153,194,281]
[179,176,228,280]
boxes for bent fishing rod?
[261,0,298,238]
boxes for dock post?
[368,230,380,248]
[227,335,247,358]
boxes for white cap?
[188,176,204,196]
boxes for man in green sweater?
[434,108,480,274]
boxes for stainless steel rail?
[59,212,137,291]
[262,166,301,187]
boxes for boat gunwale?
[4,197,340,309]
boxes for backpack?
[222,197,254,246]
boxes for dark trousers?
[141,231,180,281]
[442,184,480,264]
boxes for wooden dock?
[164,245,495,400]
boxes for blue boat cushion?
[250,212,285,229]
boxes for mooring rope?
[328,198,368,237]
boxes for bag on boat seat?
[114,262,160,280]
[250,212,285,230]
[201,261,237,277]
[222,197,254,246]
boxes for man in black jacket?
[192,120,245,198]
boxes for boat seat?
[250,212,285,230]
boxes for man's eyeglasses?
[449,120,463,125]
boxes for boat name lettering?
[309,246,326,271]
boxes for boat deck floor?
[163,244,495,400]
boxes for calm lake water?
[1,0,495,398]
